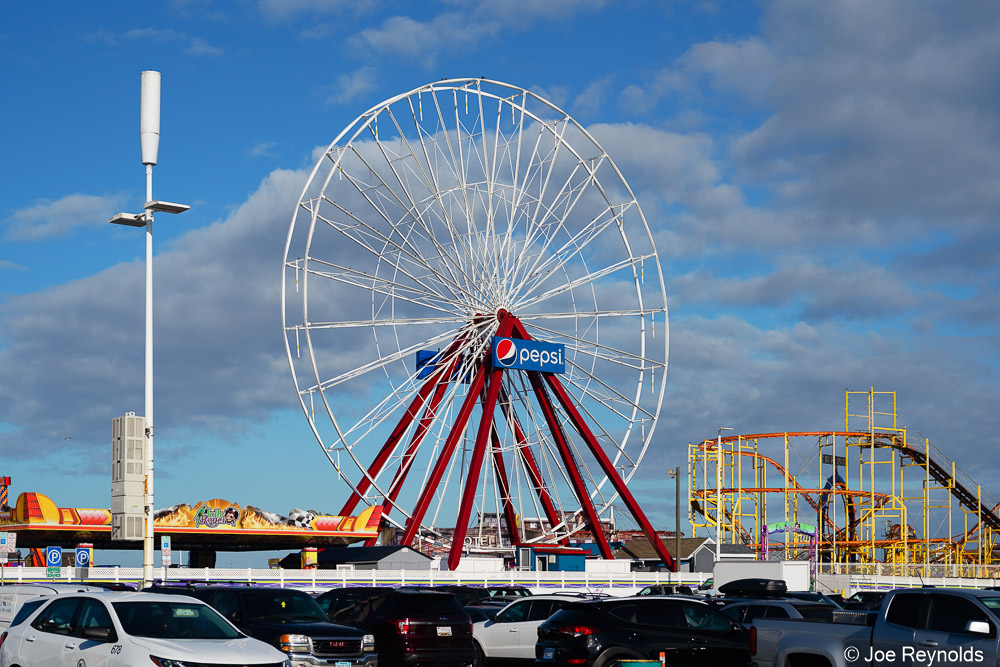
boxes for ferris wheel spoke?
[336,158,479,302]
[514,201,628,301]
[312,192,467,304]
[296,314,470,331]
[316,326,464,391]
[513,172,621,302]
[516,253,655,312]
[301,257,456,313]
[373,106,478,298]
[524,319,662,371]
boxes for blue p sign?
[75,547,91,567]
[45,546,62,567]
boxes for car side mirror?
[81,626,115,642]
[967,621,991,635]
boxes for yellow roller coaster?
[688,389,999,570]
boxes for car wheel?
[474,642,487,667]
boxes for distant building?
[280,545,433,570]
[613,536,754,572]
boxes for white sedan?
[0,590,290,667]
[472,594,582,664]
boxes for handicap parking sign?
[45,546,62,567]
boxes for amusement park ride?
[689,389,1000,570]
[282,79,674,570]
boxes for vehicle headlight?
[363,633,376,652]
[279,633,311,652]
[149,658,197,667]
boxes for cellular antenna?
[140,70,160,166]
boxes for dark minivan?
[535,596,751,667]
[317,587,475,667]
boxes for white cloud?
[323,67,378,106]
[4,193,126,241]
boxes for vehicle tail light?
[397,618,412,634]
[555,625,596,637]
[0,631,6,650]
[567,660,588,665]
[749,625,757,655]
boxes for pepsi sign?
[492,337,565,373]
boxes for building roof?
[317,545,432,564]
[612,537,709,561]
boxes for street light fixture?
[108,70,189,589]
[716,426,733,565]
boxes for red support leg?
[490,431,521,547]
[498,386,567,544]
[340,337,465,517]
[526,371,614,559]
[510,317,675,570]
[401,363,487,546]
[447,365,505,569]
[446,316,515,570]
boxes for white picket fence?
[2,566,999,595]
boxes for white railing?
[7,566,1000,595]
[1,567,705,593]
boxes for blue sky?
[2,1,1000,566]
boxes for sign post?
[160,535,171,569]
[45,546,62,579]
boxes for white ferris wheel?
[282,78,672,570]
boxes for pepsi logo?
[495,338,517,366]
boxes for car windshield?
[245,591,328,622]
[113,601,242,639]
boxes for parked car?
[316,586,475,667]
[426,585,507,607]
[535,596,751,667]
[844,589,888,610]
[147,583,376,667]
[483,585,533,603]
[752,587,1000,666]
[719,598,835,625]
[0,583,109,629]
[473,594,580,664]
[636,584,694,596]
[0,590,289,667]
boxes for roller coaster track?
[875,433,1000,531]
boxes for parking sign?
[75,546,92,567]
[45,546,62,567]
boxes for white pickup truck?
[751,587,1000,667]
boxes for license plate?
[544,648,555,660]
[336,663,351,667]
[437,626,452,637]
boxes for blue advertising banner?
[492,337,565,373]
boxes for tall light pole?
[667,466,681,574]
[715,426,733,565]
[109,71,189,589]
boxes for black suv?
[535,597,751,667]
[147,584,377,667]
[316,586,475,667]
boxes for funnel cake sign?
[194,503,240,529]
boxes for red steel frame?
[341,310,676,571]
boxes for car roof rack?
[717,578,788,597]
